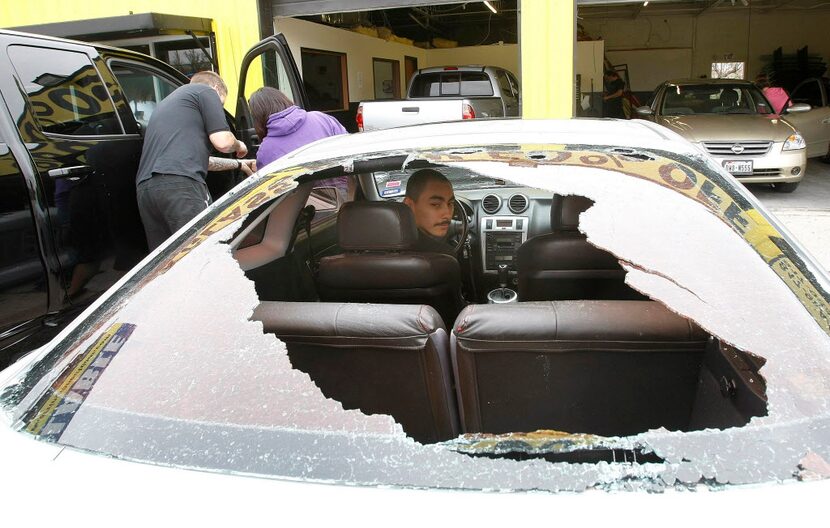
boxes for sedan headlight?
[783,133,806,151]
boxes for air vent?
[481,194,502,214]
[508,193,529,214]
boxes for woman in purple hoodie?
[249,87,347,168]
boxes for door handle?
[401,107,420,113]
[47,165,93,180]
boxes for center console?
[480,216,529,274]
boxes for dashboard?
[455,188,554,276]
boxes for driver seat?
[317,201,464,326]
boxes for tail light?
[356,104,364,132]
[462,103,475,120]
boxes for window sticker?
[23,323,135,442]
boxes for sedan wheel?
[773,182,800,193]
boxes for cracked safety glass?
[3,142,830,494]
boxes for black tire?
[774,181,800,193]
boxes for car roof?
[0,28,176,65]
[663,78,755,87]
[417,65,490,74]
[273,118,698,172]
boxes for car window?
[792,79,823,107]
[373,166,519,197]
[8,45,121,136]
[410,72,495,97]
[305,177,354,226]
[109,61,178,129]
[460,72,494,96]
[506,72,520,97]
[661,84,771,115]
[496,71,513,97]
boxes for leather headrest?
[338,201,418,251]
[550,194,594,232]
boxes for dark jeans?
[137,174,211,250]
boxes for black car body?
[0,30,304,366]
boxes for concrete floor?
[749,158,830,272]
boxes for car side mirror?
[786,103,812,113]
[635,106,654,116]
[307,186,340,211]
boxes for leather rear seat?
[451,300,709,437]
[253,301,459,443]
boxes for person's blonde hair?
[190,71,228,98]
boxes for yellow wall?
[521,0,575,119]
[0,0,260,111]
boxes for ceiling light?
[483,1,497,14]
[643,1,649,5]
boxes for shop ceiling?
[272,0,830,46]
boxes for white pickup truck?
[357,66,520,131]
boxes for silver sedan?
[637,79,809,192]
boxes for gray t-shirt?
[136,84,229,186]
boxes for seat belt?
[301,205,317,276]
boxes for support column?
[520,0,576,119]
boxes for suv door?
[0,122,50,357]
[784,77,830,158]
[0,36,153,312]
[235,34,308,160]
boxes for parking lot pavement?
[749,159,830,272]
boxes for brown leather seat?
[253,301,459,443]
[516,195,645,301]
[451,300,709,437]
[317,201,464,326]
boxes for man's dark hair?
[249,87,295,139]
[405,168,451,201]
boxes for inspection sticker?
[385,180,402,188]
[24,323,135,442]
[381,188,402,197]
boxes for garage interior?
[270,0,829,125]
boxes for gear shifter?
[498,264,509,289]
[488,264,516,304]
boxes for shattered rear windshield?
[3,143,830,493]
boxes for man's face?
[404,180,455,238]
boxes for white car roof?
[269,118,697,173]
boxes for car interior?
[231,161,768,447]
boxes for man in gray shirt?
[136,71,254,250]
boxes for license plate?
[723,160,753,175]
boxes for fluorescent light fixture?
[483,1,497,14]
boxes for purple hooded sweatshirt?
[256,105,347,168]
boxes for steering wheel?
[448,197,471,254]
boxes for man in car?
[403,168,456,256]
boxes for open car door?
[236,34,308,160]
[782,77,830,158]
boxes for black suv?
[0,30,306,367]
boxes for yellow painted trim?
[520,0,575,119]
[0,1,262,112]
